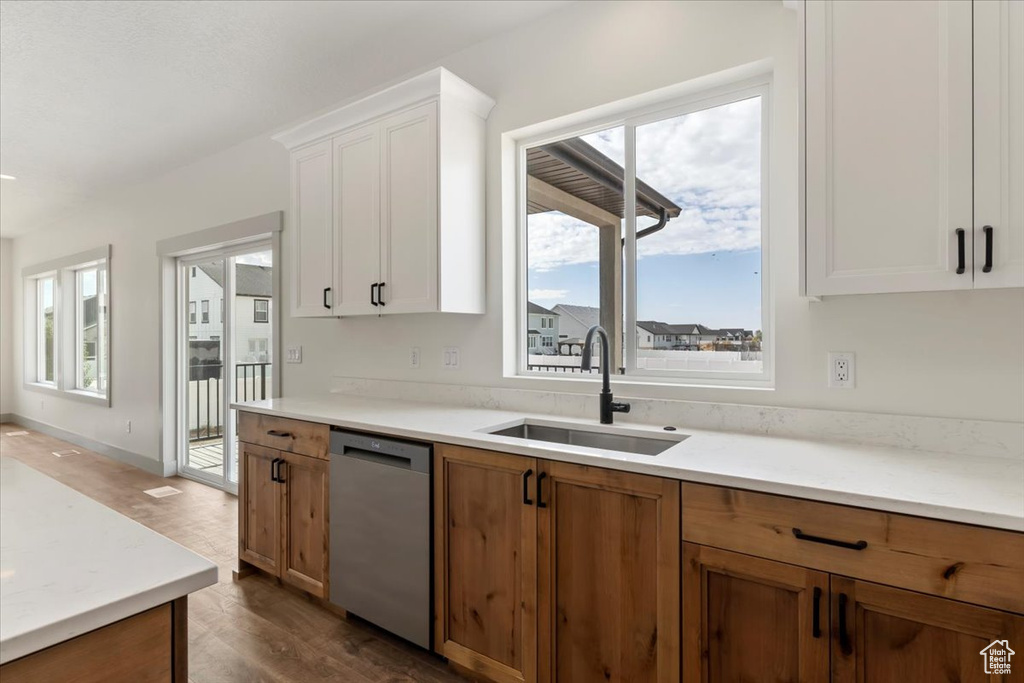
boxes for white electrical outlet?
[410,347,421,369]
[443,346,461,370]
[828,352,855,389]
[126,420,132,434]
[286,346,303,363]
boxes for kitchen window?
[254,298,269,323]
[23,246,112,404]
[518,77,770,385]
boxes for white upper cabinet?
[974,0,1024,289]
[275,68,494,317]
[803,0,1023,295]
[290,140,334,316]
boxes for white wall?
[2,1,1022,469]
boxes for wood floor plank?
[0,423,468,683]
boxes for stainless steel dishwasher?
[328,428,431,649]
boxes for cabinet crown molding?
[273,67,495,151]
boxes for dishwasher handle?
[330,430,432,474]
[338,446,417,471]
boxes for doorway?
[177,243,274,491]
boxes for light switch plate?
[443,346,460,370]
[410,347,420,369]
[286,346,303,363]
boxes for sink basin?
[486,420,686,456]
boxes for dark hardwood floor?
[0,423,469,683]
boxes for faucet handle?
[610,402,631,414]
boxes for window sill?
[23,382,110,407]
[509,371,775,392]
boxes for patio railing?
[188,362,271,441]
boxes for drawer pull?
[792,528,867,551]
[266,429,293,438]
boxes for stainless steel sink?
[487,420,686,456]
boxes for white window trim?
[509,64,774,389]
[23,245,112,406]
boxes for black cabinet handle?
[275,459,286,484]
[270,457,281,483]
[378,282,386,307]
[536,471,548,509]
[266,430,293,439]
[371,283,379,306]
[323,287,331,309]
[838,592,852,655]
[522,469,533,505]
[955,228,966,274]
[812,586,822,638]
[792,528,867,551]
[983,225,993,273]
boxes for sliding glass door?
[178,243,273,491]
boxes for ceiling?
[0,0,570,237]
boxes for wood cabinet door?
[433,445,537,683]
[805,0,975,295]
[239,443,281,575]
[378,101,438,314]
[682,543,830,683]
[279,451,329,598]
[333,121,381,316]
[832,577,1024,683]
[537,462,679,683]
[974,0,1024,289]
[290,140,335,317]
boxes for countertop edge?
[232,401,1024,533]
[0,564,217,665]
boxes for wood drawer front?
[0,603,173,683]
[238,412,328,459]
[682,483,1024,614]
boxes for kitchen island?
[0,457,217,682]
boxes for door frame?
[156,212,282,487]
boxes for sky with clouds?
[527,96,762,330]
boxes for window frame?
[189,301,196,324]
[253,298,269,324]
[201,299,210,324]
[23,245,112,405]
[513,72,773,388]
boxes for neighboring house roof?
[198,264,273,298]
[527,301,558,316]
[527,329,541,335]
[717,328,753,339]
[637,321,714,336]
[551,304,600,329]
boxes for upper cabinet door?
[333,123,381,316]
[805,0,974,295]
[378,102,439,314]
[290,140,335,316]
[974,0,1024,289]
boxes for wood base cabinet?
[239,440,329,598]
[682,544,829,683]
[434,445,680,683]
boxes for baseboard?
[1,414,171,477]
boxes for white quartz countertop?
[233,394,1024,532]
[0,458,218,664]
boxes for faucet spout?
[581,325,629,424]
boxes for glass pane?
[77,267,99,391]
[231,249,273,484]
[97,268,108,393]
[634,96,763,374]
[525,125,624,374]
[39,277,55,383]
[186,258,225,478]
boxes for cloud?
[528,97,762,270]
[528,288,570,301]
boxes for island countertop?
[233,394,1024,533]
[0,457,218,665]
